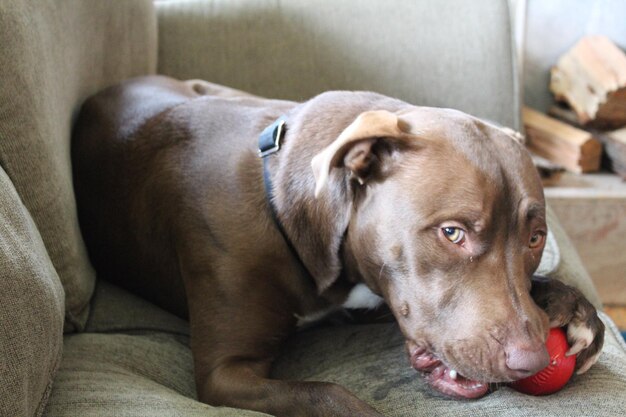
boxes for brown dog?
[72,76,604,417]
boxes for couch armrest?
[0,167,65,417]
[156,0,521,129]
[0,0,157,332]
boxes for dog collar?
[258,117,315,282]
[258,117,287,157]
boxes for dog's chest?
[295,283,384,328]
[341,283,384,309]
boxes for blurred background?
[519,0,626,338]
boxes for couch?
[0,1,624,416]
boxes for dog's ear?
[311,110,411,197]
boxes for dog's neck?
[262,114,355,297]
[258,117,321,289]
[263,92,405,298]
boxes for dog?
[72,76,604,417]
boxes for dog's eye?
[442,227,465,244]
[529,231,545,248]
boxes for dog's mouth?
[408,345,489,399]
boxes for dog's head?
[310,108,549,399]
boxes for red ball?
[510,327,576,395]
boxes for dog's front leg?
[198,361,384,417]
[184,270,384,417]
[531,275,605,374]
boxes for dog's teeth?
[449,369,457,380]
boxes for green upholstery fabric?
[46,282,625,417]
[273,312,626,417]
[0,167,64,417]
[0,0,157,331]
[45,282,267,417]
[45,333,268,417]
[84,281,190,336]
[157,0,521,130]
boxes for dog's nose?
[505,345,550,374]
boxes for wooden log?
[550,35,626,129]
[549,105,626,179]
[523,107,602,173]
[548,104,583,126]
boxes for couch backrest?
[157,0,521,130]
[0,0,157,331]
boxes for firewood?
[549,105,626,179]
[547,104,582,127]
[550,35,626,129]
[523,107,602,173]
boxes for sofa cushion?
[44,332,268,417]
[0,0,157,331]
[157,0,521,129]
[45,283,266,417]
[0,167,64,417]
[273,312,626,417]
[51,282,625,417]
[84,281,190,336]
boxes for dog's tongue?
[410,349,489,399]
[425,364,489,399]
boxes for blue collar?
[258,117,287,157]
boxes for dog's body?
[73,76,604,417]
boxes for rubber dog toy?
[510,327,576,395]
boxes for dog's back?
[72,76,297,316]
[71,76,198,315]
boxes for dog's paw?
[531,276,605,374]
